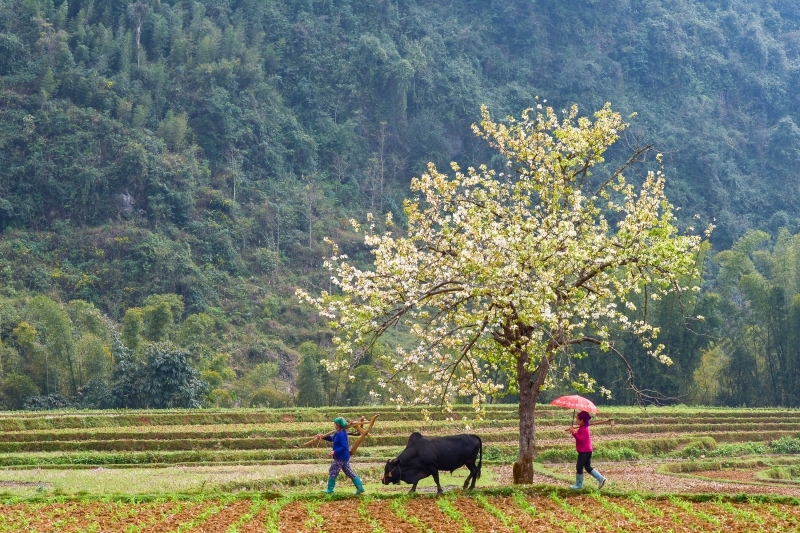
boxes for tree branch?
[592,144,653,197]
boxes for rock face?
[121,191,134,214]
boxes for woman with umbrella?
[568,410,606,489]
[550,395,607,490]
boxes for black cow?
[382,432,482,494]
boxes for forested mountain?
[1,0,800,409]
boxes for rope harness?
[382,461,401,484]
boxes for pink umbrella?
[549,395,599,414]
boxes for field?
[1,404,800,531]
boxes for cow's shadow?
[383,484,458,494]
[414,484,458,494]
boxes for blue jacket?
[323,429,351,461]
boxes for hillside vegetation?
[2,0,800,409]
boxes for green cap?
[333,417,347,428]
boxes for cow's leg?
[463,461,477,489]
[409,482,418,493]
[470,460,479,489]
[432,470,442,494]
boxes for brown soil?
[0,502,104,533]
[315,499,372,532]
[186,499,252,532]
[691,500,790,531]
[2,492,800,531]
[693,469,765,482]
[486,495,557,531]
[642,498,720,532]
[105,501,182,532]
[277,500,312,532]
[451,496,513,532]
[140,501,210,533]
[397,496,463,533]
[504,461,800,496]
[566,494,651,531]
[364,499,420,533]
[52,502,117,533]
[238,506,268,533]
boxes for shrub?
[207,388,234,407]
[536,448,574,462]
[250,388,292,408]
[76,379,112,409]
[771,436,800,454]
[709,442,769,457]
[201,370,224,389]
[23,393,73,411]
[0,374,40,410]
[483,445,518,462]
[596,446,641,461]
[762,467,792,480]
[676,438,718,459]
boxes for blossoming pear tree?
[298,102,710,484]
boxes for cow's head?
[382,459,401,485]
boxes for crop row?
[1,491,799,532]
[0,426,799,456]
[0,433,784,468]
[275,491,800,532]
[0,405,796,431]
[2,420,800,447]
[0,406,520,431]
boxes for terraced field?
[1,405,800,530]
[1,405,798,467]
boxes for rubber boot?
[352,476,365,495]
[590,469,606,489]
[569,473,584,489]
[322,476,336,494]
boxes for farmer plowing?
[305,415,378,495]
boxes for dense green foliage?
[2,0,800,408]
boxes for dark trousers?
[576,451,595,474]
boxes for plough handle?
[564,419,615,431]
[303,414,379,455]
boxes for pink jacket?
[572,424,593,453]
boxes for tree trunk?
[513,350,550,484]
[513,350,535,484]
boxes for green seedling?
[304,499,324,530]
[668,495,720,526]
[473,493,525,533]
[357,496,385,533]
[436,494,475,533]
[390,495,434,533]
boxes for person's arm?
[573,426,589,447]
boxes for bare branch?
[571,337,681,407]
[592,144,653,197]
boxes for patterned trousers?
[329,459,357,480]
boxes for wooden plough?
[564,418,615,431]
[304,414,379,456]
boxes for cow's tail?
[476,435,482,480]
